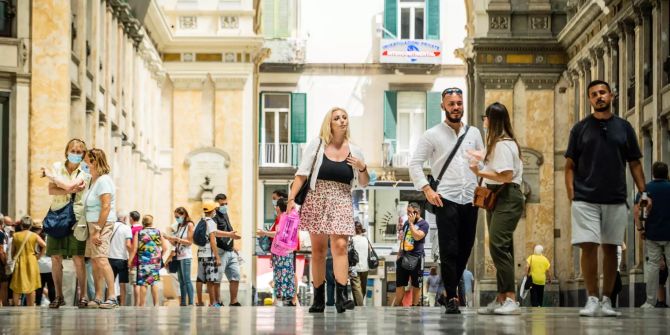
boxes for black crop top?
[317,154,354,185]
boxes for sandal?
[49,296,65,309]
[78,297,90,309]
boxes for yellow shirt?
[49,161,91,221]
[526,255,551,285]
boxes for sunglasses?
[442,87,463,96]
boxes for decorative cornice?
[212,77,247,90]
[171,77,207,90]
[478,73,519,89]
[520,74,560,90]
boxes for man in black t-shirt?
[565,80,650,317]
[213,193,242,306]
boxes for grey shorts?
[571,201,627,245]
[217,250,240,282]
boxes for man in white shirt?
[408,87,484,314]
[108,212,133,306]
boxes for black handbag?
[398,224,421,271]
[367,238,379,270]
[425,126,470,213]
[348,239,359,267]
[524,256,534,290]
[294,139,322,205]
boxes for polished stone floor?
[0,306,668,334]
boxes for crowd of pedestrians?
[0,82,667,318]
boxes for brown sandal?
[78,297,89,309]
[49,296,65,309]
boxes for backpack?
[193,218,209,247]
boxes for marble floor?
[0,306,668,334]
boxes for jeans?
[177,258,194,306]
[434,199,479,299]
[644,240,670,305]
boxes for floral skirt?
[299,179,355,236]
[272,254,295,299]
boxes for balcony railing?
[259,142,303,167]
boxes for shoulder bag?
[294,139,322,205]
[524,255,533,290]
[398,224,420,271]
[367,238,379,270]
[425,126,470,213]
[347,237,359,267]
[43,170,81,238]
[473,178,507,210]
[5,232,33,275]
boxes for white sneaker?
[640,302,655,309]
[579,296,600,317]
[494,298,521,315]
[477,299,502,315]
[600,296,621,317]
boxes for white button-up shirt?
[409,122,484,205]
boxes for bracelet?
[359,165,367,173]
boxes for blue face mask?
[176,217,184,224]
[272,199,278,207]
[80,162,90,174]
[218,205,228,215]
[67,153,83,164]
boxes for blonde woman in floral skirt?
[287,107,369,314]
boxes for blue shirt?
[84,174,117,223]
[644,179,670,241]
[462,269,474,293]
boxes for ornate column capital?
[478,73,519,89]
[520,73,560,90]
[171,76,207,90]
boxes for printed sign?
[380,39,442,64]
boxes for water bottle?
[639,192,648,224]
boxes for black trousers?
[35,273,55,306]
[530,284,544,307]
[434,199,479,299]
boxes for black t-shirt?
[565,115,642,204]
[214,212,234,251]
[317,154,353,185]
[643,180,670,241]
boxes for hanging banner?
[380,39,442,64]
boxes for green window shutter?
[276,0,290,38]
[383,91,397,151]
[383,0,397,39]
[262,0,275,38]
[426,92,442,129]
[291,93,307,143]
[426,0,440,40]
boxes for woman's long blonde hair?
[319,107,350,145]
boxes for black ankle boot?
[309,283,325,313]
[335,282,355,313]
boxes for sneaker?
[212,302,223,307]
[600,296,621,317]
[579,296,600,317]
[445,298,461,314]
[86,299,102,309]
[477,299,502,315]
[494,298,521,315]
[640,302,655,309]
[99,298,119,309]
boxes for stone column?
[29,0,71,217]
[592,47,605,81]
[570,69,580,124]
[608,33,620,115]
[580,58,592,117]
[624,20,636,112]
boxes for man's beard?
[594,102,610,113]
[446,114,462,123]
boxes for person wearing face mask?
[212,193,242,306]
[40,139,91,309]
[408,87,485,314]
[286,107,369,314]
[164,207,195,306]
